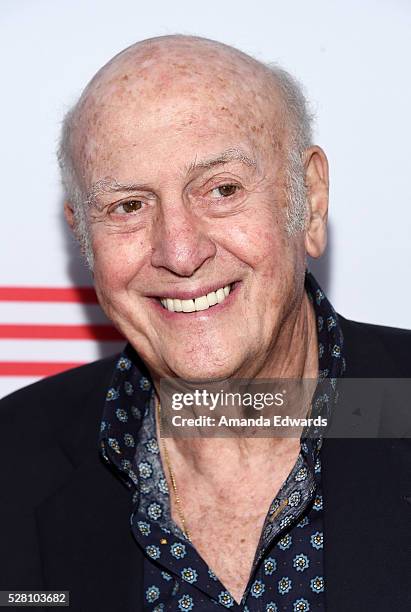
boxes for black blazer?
[0,315,410,611]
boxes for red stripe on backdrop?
[0,286,98,303]
[0,362,85,376]
[0,324,123,341]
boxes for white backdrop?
[1,0,410,397]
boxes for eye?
[210,184,239,198]
[112,199,143,214]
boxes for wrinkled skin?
[65,36,328,384]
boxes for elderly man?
[0,35,410,612]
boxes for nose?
[151,203,217,277]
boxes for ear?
[64,201,75,230]
[304,146,329,258]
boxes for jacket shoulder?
[0,355,120,457]
[0,354,121,512]
[338,314,411,376]
[1,354,119,411]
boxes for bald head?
[82,35,274,102]
[58,35,313,263]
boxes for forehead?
[73,50,284,186]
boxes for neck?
[250,291,319,380]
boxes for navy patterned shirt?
[99,272,345,611]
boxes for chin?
[165,355,237,383]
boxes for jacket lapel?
[322,437,411,610]
[322,316,411,609]
[36,449,144,611]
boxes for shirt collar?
[302,271,346,465]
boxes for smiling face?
[67,39,324,381]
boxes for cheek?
[217,207,289,270]
[218,209,305,309]
[91,229,149,292]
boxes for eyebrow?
[185,148,257,174]
[86,148,257,205]
[86,178,152,207]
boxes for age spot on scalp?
[251,122,265,133]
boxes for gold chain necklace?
[155,396,192,542]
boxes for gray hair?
[57,57,314,268]
[265,64,314,234]
[58,105,95,267]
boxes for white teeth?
[206,291,218,306]
[216,288,225,303]
[194,296,209,311]
[166,298,175,312]
[160,284,232,312]
[182,299,195,312]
